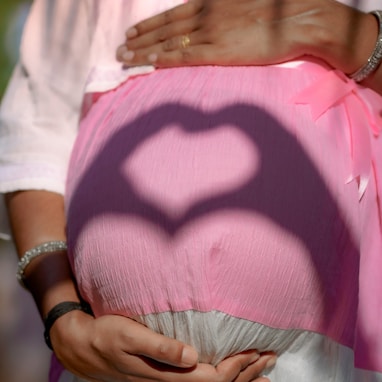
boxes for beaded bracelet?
[350,10,382,82]
[44,301,94,350]
[17,241,68,288]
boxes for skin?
[6,190,275,382]
[8,0,381,380]
[116,0,382,95]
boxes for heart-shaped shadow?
[66,102,359,345]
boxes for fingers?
[119,319,198,368]
[116,0,318,69]
[125,17,198,51]
[117,0,209,67]
[214,351,261,381]
[117,24,225,68]
[233,353,276,382]
[53,312,277,382]
[56,314,200,381]
[127,0,203,38]
[145,45,221,67]
[117,36,214,67]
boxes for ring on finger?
[180,34,191,49]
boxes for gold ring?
[181,34,191,49]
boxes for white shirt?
[0,0,378,235]
[1,3,382,381]
[0,0,183,235]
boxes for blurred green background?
[0,0,31,99]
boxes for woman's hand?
[51,311,276,382]
[6,191,276,381]
[116,0,376,75]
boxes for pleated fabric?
[62,62,382,381]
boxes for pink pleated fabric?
[64,61,382,375]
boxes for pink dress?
[64,61,382,381]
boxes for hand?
[50,310,276,382]
[116,0,375,74]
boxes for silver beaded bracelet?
[17,241,68,288]
[350,10,382,82]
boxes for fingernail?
[265,356,277,369]
[250,352,260,363]
[126,27,138,39]
[148,53,158,63]
[116,45,128,61]
[181,346,198,367]
[122,50,135,62]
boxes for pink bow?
[292,69,382,199]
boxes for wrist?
[22,249,83,318]
[305,4,378,74]
[44,301,94,350]
[17,241,68,287]
[49,308,95,355]
[340,12,379,75]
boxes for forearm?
[306,2,382,93]
[5,191,275,381]
[5,190,81,318]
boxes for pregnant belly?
[65,66,359,349]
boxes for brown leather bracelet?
[43,301,94,350]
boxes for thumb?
[123,319,199,368]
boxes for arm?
[7,190,195,381]
[6,190,277,382]
[5,190,200,381]
[1,0,275,378]
[117,0,382,95]
[5,190,75,316]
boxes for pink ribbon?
[292,69,382,199]
[293,71,382,373]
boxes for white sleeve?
[0,0,92,236]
